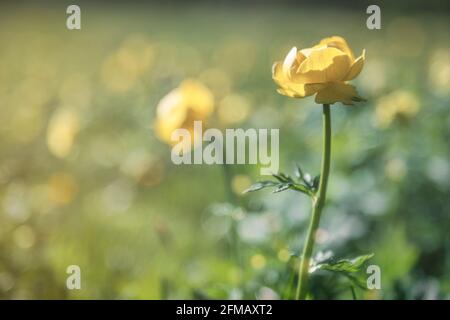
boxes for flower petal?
[314,82,362,105]
[295,47,351,83]
[272,61,288,85]
[179,80,214,117]
[282,47,298,79]
[276,87,299,98]
[344,50,365,81]
[318,36,355,62]
[274,60,328,97]
[277,83,326,98]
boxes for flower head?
[374,90,419,128]
[272,36,365,105]
[154,80,214,146]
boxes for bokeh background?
[0,0,449,299]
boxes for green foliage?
[243,165,319,197]
[311,253,375,290]
[0,3,448,300]
[311,253,374,274]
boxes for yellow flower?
[272,36,365,105]
[154,80,214,146]
[46,108,79,158]
[375,90,419,128]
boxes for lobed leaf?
[273,183,293,193]
[312,174,320,190]
[244,166,322,197]
[242,181,278,193]
[311,253,374,274]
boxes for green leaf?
[291,183,312,195]
[294,164,312,185]
[245,169,318,197]
[343,273,369,290]
[303,173,313,187]
[242,181,277,193]
[311,253,374,273]
[295,164,304,180]
[312,174,320,190]
[272,173,288,183]
[310,253,374,291]
[279,172,292,181]
[273,183,293,193]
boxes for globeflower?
[375,90,419,128]
[246,36,370,300]
[272,36,365,105]
[154,80,214,147]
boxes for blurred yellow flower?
[46,108,80,158]
[277,249,291,262]
[101,35,154,93]
[13,225,36,249]
[428,49,450,96]
[218,94,251,125]
[199,68,232,98]
[272,36,365,105]
[385,158,407,182]
[375,90,419,128]
[154,80,214,146]
[231,174,252,195]
[48,172,78,205]
[47,172,78,206]
[121,150,166,186]
[250,254,266,270]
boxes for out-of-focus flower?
[154,80,214,147]
[199,68,232,98]
[277,249,290,262]
[272,36,365,105]
[13,225,36,249]
[250,254,266,270]
[428,49,450,96]
[375,90,419,128]
[231,174,252,195]
[257,287,280,300]
[218,94,251,125]
[46,108,80,158]
[120,150,165,187]
[47,172,78,206]
[385,158,407,182]
[387,18,425,58]
[101,35,154,93]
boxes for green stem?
[350,285,357,300]
[222,162,237,204]
[221,141,237,204]
[222,164,237,247]
[296,104,332,300]
[221,158,241,269]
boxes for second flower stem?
[221,156,241,268]
[296,104,332,300]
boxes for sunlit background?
[0,0,449,299]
